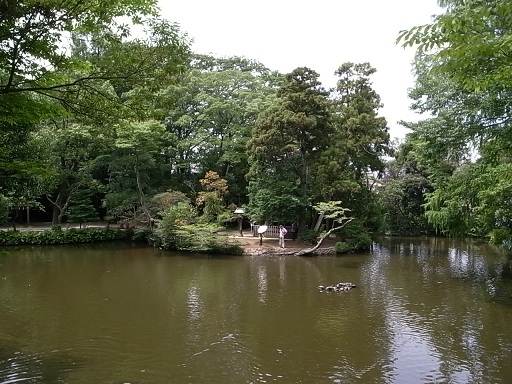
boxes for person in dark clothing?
[291,221,298,240]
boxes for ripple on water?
[183,332,273,382]
[0,347,86,384]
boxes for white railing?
[252,225,292,238]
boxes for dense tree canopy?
[0,0,190,223]
[398,0,512,93]
[2,0,157,95]
[246,67,332,223]
[158,55,277,201]
[313,63,390,226]
[4,0,512,251]
[394,0,512,246]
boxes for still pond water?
[1,237,512,384]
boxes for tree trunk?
[48,180,70,225]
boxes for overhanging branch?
[292,217,354,256]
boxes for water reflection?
[257,265,267,304]
[0,344,84,384]
[1,240,512,383]
[187,285,203,322]
[371,238,512,383]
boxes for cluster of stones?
[318,282,356,292]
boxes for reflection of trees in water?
[257,264,267,303]
[366,238,512,382]
[480,258,512,307]
[366,244,446,381]
[380,236,512,307]
[2,241,511,382]
[446,242,512,307]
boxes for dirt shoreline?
[1,224,337,256]
[223,230,337,256]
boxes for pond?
[0,237,511,383]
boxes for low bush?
[0,228,133,246]
[335,220,373,254]
[152,222,243,255]
[151,204,243,255]
[335,241,354,254]
[488,227,512,250]
[298,229,319,245]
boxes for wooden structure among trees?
[252,225,291,238]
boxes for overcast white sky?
[158,0,441,139]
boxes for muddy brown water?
[1,237,511,383]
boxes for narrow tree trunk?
[48,180,70,225]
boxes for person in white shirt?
[279,225,287,248]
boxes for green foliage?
[0,228,132,246]
[1,0,403,248]
[152,203,241,253]
[298,229,319,245]
[196,171,231,224]
[313,201,351,224]
[246,64,389,231]
[334,242,353,254]
[313,63,390,225]
[169,223,242,254]
[423,163,477,236]
[423,160,512,241]
[104,120,168,224]
[197,191,229,224]
[151,190,190,213]
[0,2,190,229]
[247,67,332,221]
[378,141,434,235]
[246,176,307,224]
[310,200,368,252]
[0,1,189,118]
[378,174,431,235]
[34,121,110,224]
[0,194,8,224]
[152,202,193,248]
[488,227,512,250]
[395,3,512,247]
[397,0,512,92]
[67,189,99,227]
[335,220,372,254]
[158,55,275,200]
[402,54,496,171]
[0,121,52,202]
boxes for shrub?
[298,229,319,245]
[335,220,373,254]
[335,241,354,254]
[0,228,132,246]
[153,222,242,254]
[151,202,242,254]
[488,227,512,250]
